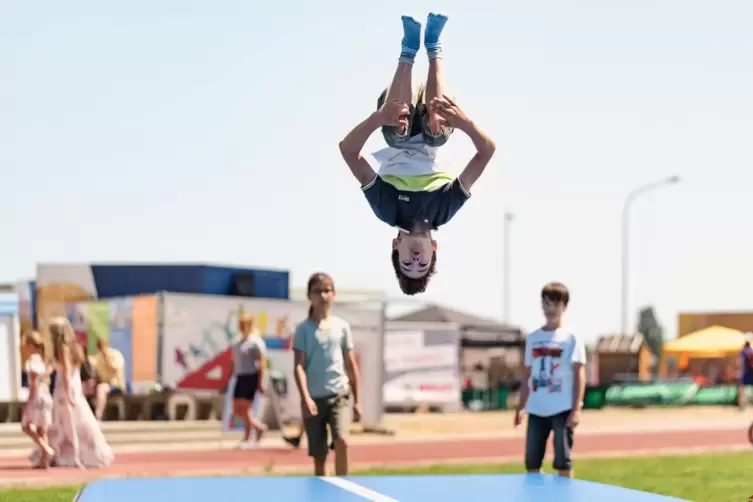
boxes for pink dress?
[42,362,115,467]
[21,355,53,430]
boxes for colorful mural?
[66,296,159,393]
[160,293,383,425]
[171,300,297,392]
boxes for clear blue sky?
[2,1,752,342]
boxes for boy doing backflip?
[514,283,587,479]
[339,13,496,295]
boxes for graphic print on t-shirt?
[531,343,564,394]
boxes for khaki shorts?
[377,82,453,148]
[304,394,351,458]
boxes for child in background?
[47,317,114,468]
[22,332,54,468]
[292,273,362,476]
[514,282,586,479]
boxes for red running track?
[0,428,748,487]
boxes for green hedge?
[605,383,750,406]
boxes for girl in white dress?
[46,317,115,468]
[22,331,54,468]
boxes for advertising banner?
[383,323,462,411]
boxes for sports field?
[2,451,750,502]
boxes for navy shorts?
[232,373,259,402]
[525,409,574,472]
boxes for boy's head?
[238,313,254,337]
[391,231,437,295]
[541,282,569,325]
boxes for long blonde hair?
[49,317,83,367]
[24,331,47,361]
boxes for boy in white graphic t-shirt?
[514,282,586,478]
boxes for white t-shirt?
[370,134,450,177]
[524,328,586,417]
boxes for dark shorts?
[742,374,753,386]
[525,409,574,472]
[304,393,351,458]
[232,373,259,402]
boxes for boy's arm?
[571,336,587,413]
[572,362,586,412]
[519,339,533,411]
[342,325,360,408]
[292,326,313,404]
[456,120,496,193]
[517,366,532,411]
[293,349,312,402]
[338,112,382,186]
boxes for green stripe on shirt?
[382,172,455,192]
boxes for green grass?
[2,451,751,502]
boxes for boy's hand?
[429,95,470,130]
[303,397,318,418]
[353,401,362,422]
[513,408,525,428]
[566,409,580,428]
[376,100,410,129]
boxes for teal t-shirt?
[293,316,354,399]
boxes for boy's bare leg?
[313,457,327,476]
[333,438,349,475]
[424,13,449,134]
[385,16,421,135]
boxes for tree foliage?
[637,305,664,358]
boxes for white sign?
[385,331,425,351]
[383,326,461,410]
[385,345,458,373]
[0,316,22,402]
[383,370,460,404]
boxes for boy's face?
[392,233,436,279]
[542,297,566,323]
[309,281,336,308]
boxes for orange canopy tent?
[661,325,746,372]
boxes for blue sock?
[424,13,448,60]
[399,16,421,65]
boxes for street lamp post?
[620,175,680,335]
[503,211,514,324]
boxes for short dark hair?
[391,249,437,295]
[541,282,569,306]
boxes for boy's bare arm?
[338,112,381,186]
[517,366,532,411]
[572,362,586,411]
[457,120,496,192]
[293,349,312,403]
[339,100,409,186]
[344,349,361,407]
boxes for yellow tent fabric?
[663,325,746,358]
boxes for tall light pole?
[503,211,514,324]
[620,175,680,335]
